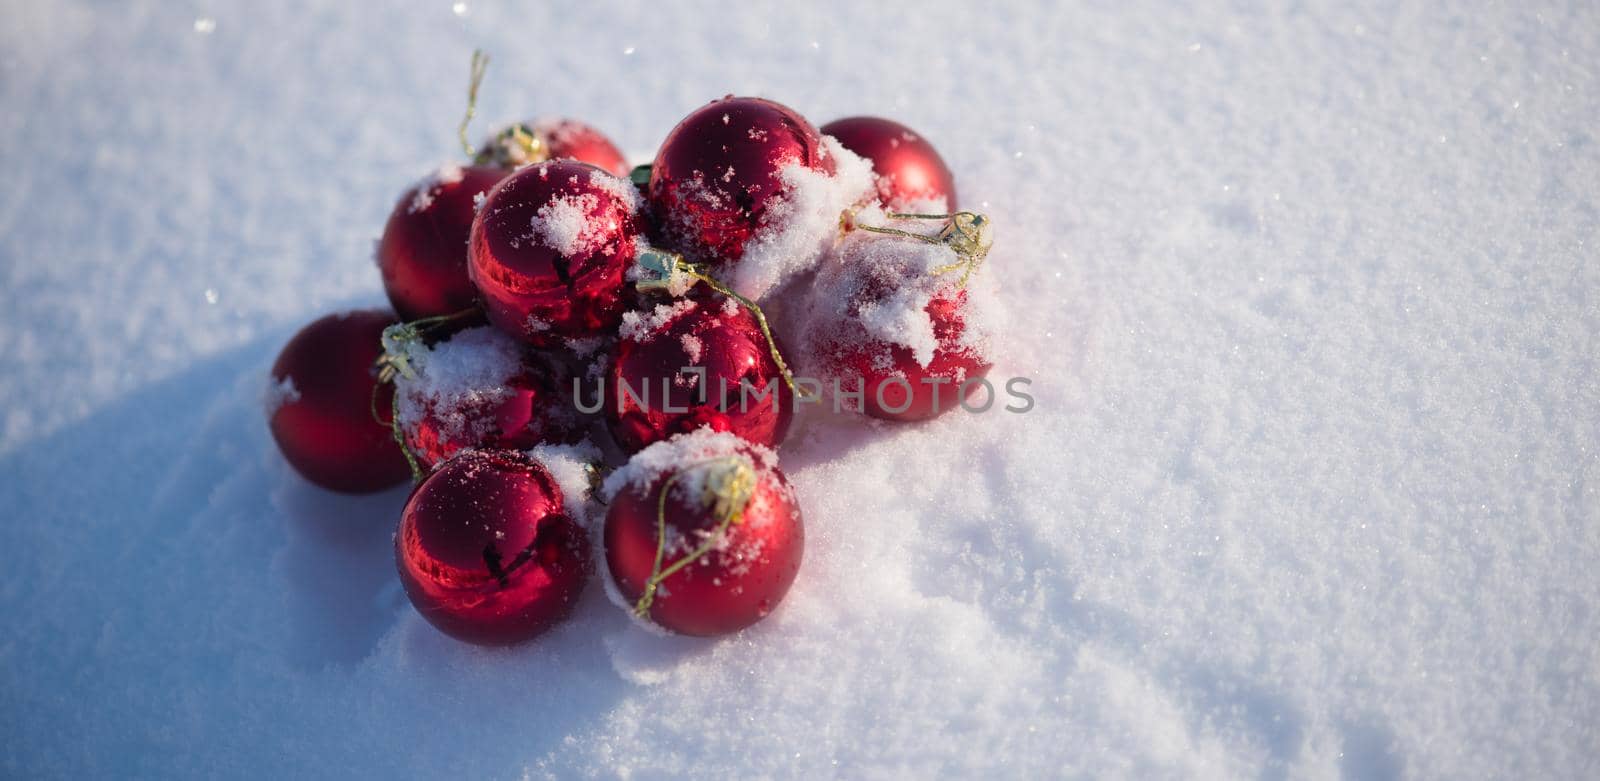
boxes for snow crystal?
[723,136,876,300]
[617,298,698,342]
[530,193,602,257]
[261,375,300,415]
[563,335,606,357]
[600,427,780,505]
[527,440,603,528]
[800,211,999,368]
[522,169,637,257]
[679,333,703,363]
[407,163,465,213]
[392,326,524,441]
[585,168,643,211]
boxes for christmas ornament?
[477,118,630,177]
[605,283,794,454]
[388,325,588,472]
[267,310,411,493]
[647,96,835,270]
[396,448,591,645]
[376,164,507,322]
[454,50,629,177]
[820,116,957,212]
[603,429,803,636]
[804,211,995,421]
[468,159,642,347]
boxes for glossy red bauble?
[802,232,993,422]
[647,96,834,269]
[468,160,642,347]
[377,165,508,321]
[605,288,793,454]
[817,291,990,421]
[821,116,957,212]
[604,431,803,636]
[268,310,411,493]
[477,118,630,178]
[396,449,591,645]
[394,327,587,472]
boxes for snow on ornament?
[396,448,592,645]
[646,96,875,299]
[801,206,998,421]
[468,159,643,347]
[820,115,957,212]
[385,325,588,473]
[604,284,795,454]
[601,429,803,637]
[376,164,508,321]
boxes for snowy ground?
[2,1,1597,777]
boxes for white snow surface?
[2,2,1598,778]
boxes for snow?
[679,333,703,363]
[585,167,642,211]
[407,162,465,213]
[600,427,780,507]
[528,440,605,527]
[261,375,300,416]
[725,136,876,299]
[528,169,642,258]
[3,1,1599,778]
[801,210,1000,367]
[617,298,698,342]
[391,325,523,443]
[531,192,604,257]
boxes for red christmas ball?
[802,231,993,422]
[477,118,630,178]
[603,430,803,636]
[394,326,588,472]
[469,160,642,347]
[647,96,834,269]
[821,116,957,212]
[397,448,591,645]
[268,310,411,493]
[605,287,793,454]
[376,165,508,322]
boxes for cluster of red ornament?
[267,69,989,646]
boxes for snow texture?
[2,1,1598,778]
[802,209,1001,368]
[531,193,605,257]
[407,162,465,213]
[600,427,780,506]
[617,298,699,343]
[391,325,523,444]
[529,440,605,528]
[724,136,876,299]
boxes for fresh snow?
[2,1,1598,778]
[407,162,466,214]
[391,325,525,444]
[618,298,699,343]
[800,209,1000,368]
[724,136,876,300]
